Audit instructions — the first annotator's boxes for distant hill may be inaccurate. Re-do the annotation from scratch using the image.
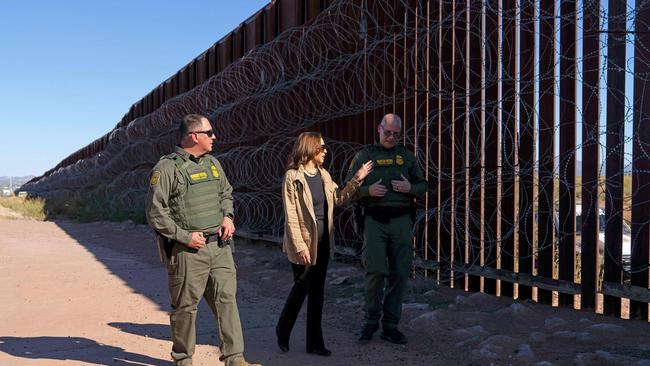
[520,160,635,177]
[0,176,35,190]
[555,160,632,176]
[573,161,633,176]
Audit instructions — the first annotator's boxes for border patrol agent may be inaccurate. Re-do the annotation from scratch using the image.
[346,113,427,345]
[146,114,261,366]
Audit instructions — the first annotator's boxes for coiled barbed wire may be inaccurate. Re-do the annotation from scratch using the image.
[21,0,650,285]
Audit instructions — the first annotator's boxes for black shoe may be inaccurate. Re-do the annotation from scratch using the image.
[276,325,289,353]
[307,346,331,356]
[357,323,379,343]
[380,328,408,344]
[277,339,289,353]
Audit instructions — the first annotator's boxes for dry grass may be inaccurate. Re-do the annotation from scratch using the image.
[38,187,147,224]
[0,196,47,221]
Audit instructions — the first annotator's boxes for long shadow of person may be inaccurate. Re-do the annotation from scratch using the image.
[0,336,168,365]
[108,321,217,345]
[108,322,170,342]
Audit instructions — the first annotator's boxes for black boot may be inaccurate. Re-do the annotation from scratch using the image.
[380,328,408,344]
[357,323,379,343]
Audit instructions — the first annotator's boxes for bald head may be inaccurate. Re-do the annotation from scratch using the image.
[378,113,402,149]
[381,113,402,129]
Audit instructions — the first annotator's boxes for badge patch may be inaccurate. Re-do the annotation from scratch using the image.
[211,164,219,177]
[150,171,161,186]
[190,172,208,181]
[396,155,404,165]
[376,158,394,165]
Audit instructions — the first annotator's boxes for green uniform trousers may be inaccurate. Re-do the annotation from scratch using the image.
[362,213,412,329]
[167,242,244,365]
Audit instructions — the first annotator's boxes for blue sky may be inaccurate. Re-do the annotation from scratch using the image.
[0,1,640,178]
[0,0,268,177]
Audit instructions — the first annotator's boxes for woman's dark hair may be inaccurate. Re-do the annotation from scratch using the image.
[287,132,323,170]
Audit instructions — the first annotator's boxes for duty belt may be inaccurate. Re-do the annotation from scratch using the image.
[365,206,412,222]
[205,233,228,247]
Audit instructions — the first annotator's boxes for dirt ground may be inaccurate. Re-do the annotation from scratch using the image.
[2,212,650,366]
[0,205,24,220]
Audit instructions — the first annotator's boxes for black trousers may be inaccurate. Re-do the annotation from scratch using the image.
[276,236,330,349]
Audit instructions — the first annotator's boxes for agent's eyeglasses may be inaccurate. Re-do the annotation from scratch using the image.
[190,130,214,137]
[381,127,401,138]
[317,144,327,152]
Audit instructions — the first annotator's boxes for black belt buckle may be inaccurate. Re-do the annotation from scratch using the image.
[206,233,228,248]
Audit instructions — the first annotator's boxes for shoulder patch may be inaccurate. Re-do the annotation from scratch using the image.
[150,171,161,186]
[211,164,219,177]
[396,154,404,165]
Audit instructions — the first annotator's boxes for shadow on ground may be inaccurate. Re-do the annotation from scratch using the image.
[107,322,218,345]
[0,336,168,365]
[50,220,232,345]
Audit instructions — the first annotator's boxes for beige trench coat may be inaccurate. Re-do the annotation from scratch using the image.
[282,165,361,265]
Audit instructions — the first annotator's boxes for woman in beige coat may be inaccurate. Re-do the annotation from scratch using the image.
[276,131,372,356]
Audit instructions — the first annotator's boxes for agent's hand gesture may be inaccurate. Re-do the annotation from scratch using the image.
[353,160,374,182]
[391,174,411,194]
[369,178,388,197]
[187,232,206,249]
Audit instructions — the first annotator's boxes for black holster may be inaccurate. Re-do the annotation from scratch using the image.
[155,231,175,263]
[206,233,234,250]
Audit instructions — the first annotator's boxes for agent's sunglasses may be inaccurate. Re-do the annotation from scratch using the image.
[317,144,327,153]
[190,129,214,137]
[381,128,401,138]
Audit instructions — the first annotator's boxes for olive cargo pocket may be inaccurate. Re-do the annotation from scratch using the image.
[166,245,186,309]
[166,244,184,276]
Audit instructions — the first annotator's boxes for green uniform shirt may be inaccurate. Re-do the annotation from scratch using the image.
[146,146,234,245]
[346,144,427,207]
